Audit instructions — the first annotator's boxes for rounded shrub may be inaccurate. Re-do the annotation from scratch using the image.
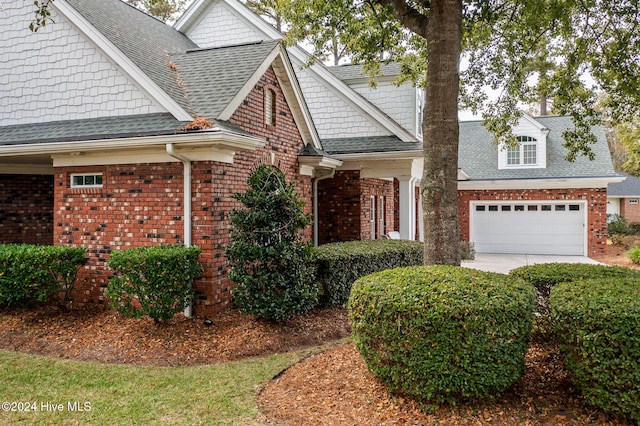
[106,245,202,324]
[551,278,640,423]
[348,265,536,405]
[510,263,640,315]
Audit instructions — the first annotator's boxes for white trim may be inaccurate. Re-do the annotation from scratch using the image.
[70,173,103,188]
[469,199,588,255]
[0,131,265,157]
[458,177,624,191]
[53,146,237,167]
[54,0,193,122]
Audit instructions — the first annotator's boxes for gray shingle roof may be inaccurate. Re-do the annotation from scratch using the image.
[0,113,188,145]
[171,41,281,119]
[0,0,274,146]
[322,136,422,155]
[459,116,617,180]
[608,172,640,197]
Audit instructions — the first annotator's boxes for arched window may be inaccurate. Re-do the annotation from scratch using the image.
[264,88,276,126]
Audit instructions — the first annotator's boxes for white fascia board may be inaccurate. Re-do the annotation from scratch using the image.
[298,156,343,169]
[0,131,265,157]
[173,0,209,32]
[54,0,193,122]
[217,44,279,120]
[333,150,422,162]
[271,48,322,149]
[520,111,549,132]
[458,176,625,191]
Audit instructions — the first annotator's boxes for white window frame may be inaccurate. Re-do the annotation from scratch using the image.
[506,136,537,166]
[70,173,103,188]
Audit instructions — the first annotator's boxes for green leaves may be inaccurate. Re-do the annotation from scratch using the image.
[225,165,318,321]
[348,265,536,405]
[0,244,87,307]
[105,245,202,324]
[551,278,640,422]
[315,240,424,306]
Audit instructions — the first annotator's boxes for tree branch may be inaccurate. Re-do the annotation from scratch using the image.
[370,0,429,38]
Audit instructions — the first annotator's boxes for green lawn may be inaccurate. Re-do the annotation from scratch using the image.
[0,349,304,425]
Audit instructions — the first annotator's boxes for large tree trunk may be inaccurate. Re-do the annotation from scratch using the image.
[421,0,462,265]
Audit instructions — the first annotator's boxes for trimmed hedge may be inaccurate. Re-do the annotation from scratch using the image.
[551,279,640,423]
[105,245,202,324]
[509,263,640,315]
[349,265,536,405]
[315,240,423,306]
[0,244,87,307]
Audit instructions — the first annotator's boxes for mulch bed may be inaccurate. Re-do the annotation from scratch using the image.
[0,305,351,366]
[0,245,634,424]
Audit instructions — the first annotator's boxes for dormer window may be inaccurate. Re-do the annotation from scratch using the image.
[498,114,548,170]
[507,136,538,166]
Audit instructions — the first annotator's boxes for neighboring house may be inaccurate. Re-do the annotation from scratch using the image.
[457,115,620,256]
[0,0,622,315]
[608,173,640,222]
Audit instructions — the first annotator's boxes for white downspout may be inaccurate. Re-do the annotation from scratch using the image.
[166,143,193,317]
[313,169,335,247]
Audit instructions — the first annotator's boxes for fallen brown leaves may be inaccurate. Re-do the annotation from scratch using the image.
[259,341,628,425]
[0,305,350,366]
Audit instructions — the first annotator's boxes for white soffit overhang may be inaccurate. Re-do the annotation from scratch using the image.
[55,0,193,122]
[1,131,265,167]
[458,176,625,191]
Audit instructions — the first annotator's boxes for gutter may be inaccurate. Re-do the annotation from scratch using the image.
[166,143,193,317]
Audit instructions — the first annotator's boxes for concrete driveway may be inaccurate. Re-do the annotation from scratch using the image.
[461,253,601,274]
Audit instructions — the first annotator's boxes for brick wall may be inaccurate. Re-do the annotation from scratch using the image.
[0,174,54,245]
[458,187,608,256]
[620,198,640,223]
[54,67,312,316]
[317,171,394,244]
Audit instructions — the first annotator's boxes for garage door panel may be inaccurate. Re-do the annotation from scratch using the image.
[471,202,585,255]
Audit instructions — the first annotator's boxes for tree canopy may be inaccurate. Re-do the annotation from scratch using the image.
[283,0,640,264]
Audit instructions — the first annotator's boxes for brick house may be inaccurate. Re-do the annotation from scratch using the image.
[607,173,640,223]
[0,0,622,315]
[0,0,339,315]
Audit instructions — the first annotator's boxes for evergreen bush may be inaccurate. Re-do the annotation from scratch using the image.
[349,265,536,405]
[0,244,87,307]
[551,278,640,423]
[225,165,317,321]
[315,239,423,306]
[106,245,201,324]
[510,263,640,315]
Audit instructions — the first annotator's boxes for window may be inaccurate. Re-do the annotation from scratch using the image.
[506,136,538,166]
[71,173,103,188]
[265,88,276,126]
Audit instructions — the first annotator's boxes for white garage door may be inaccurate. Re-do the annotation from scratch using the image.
[470,201,586,255]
